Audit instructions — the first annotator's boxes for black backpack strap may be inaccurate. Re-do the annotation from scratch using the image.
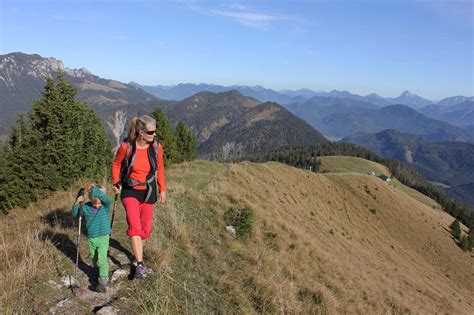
[120,141,134,184]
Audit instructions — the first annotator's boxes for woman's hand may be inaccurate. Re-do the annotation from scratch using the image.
[112,183,122,195]
[76,196,84,204]
[159,191,166,204]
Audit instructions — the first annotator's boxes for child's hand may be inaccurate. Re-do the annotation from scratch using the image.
[87,184,95,193]
[76,196,84,204]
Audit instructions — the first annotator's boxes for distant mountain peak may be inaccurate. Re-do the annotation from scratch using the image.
[0,52,159,136]
[0,52,65,89]
[391,90,433,108]
[436,96,474,107]
[330,89,350,94]
[400,90,415,97]
[65,67,90,78]
[0,52,96,84]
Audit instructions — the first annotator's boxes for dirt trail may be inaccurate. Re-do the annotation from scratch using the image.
[47,246,131,314]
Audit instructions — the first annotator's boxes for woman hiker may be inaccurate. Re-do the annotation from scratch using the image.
[112,114,166,279]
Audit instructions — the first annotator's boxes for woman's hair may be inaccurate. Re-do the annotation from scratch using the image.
[127,115,156,142]
[89,184,106,205]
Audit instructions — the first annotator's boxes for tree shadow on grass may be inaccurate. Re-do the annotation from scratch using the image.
[41,207,75,229]
[39,228,96,288]
[41,207,135,279]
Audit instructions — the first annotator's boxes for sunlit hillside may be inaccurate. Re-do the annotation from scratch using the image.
[1,158,472,314]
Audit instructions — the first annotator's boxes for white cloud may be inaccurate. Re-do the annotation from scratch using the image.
[222,3,248,10]
[180,0,291,30]
[210,9,287,29]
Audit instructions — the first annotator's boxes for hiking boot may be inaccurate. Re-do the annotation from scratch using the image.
[134,264,147,279]
[129,261,138,279]
[143,265,154,275]
[96,278,108,293]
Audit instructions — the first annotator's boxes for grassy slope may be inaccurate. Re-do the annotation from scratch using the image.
[0,158,473,314]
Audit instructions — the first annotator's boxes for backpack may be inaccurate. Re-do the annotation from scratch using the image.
[120,140,161,203]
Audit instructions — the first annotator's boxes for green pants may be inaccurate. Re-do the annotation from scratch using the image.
[87,235,109,279]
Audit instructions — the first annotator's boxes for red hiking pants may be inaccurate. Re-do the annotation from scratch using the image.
[122,197,154,240]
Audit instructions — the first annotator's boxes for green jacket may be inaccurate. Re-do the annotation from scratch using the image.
[72,186,111,238]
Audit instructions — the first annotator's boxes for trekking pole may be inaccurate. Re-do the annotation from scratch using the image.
[108,194,119,258]
[72,188,85,294]
[110,194,119,233]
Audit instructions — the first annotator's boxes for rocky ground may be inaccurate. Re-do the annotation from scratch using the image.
[48,248,132,314]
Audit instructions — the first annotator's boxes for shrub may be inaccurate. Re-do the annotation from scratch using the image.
[450,219,461,241]
[468,228,473,251]
[224,203,253,239]
[460,236,469,251]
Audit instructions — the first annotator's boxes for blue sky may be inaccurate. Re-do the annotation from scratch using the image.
[1,0,472,100]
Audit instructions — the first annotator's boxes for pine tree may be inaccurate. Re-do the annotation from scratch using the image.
[2,114,44,208]
[0,144,9,214]
[150,108,177,167]
[175,121,197,162]
[0,73,111,214]
[450,219,462,241]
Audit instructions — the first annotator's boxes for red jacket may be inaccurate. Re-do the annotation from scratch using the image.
[112,142,166,193]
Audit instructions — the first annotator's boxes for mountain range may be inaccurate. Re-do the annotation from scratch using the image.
[132,81,473,137]
[134,82,432,109]
[418,100,474,127]
[132,82,454,108]
[0,52,157,135]
[286,96,473,142]
[0,52,474,163]
[129,82,305,105]
[342,129,474,208]
[162,91,328,159]
[2,52,472,138]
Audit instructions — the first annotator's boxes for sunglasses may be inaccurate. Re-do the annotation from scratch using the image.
[144,129,156,135]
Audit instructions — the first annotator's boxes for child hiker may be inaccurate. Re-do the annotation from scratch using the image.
[72,183,111,293]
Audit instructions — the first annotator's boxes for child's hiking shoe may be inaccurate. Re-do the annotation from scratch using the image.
[96,278,108,293]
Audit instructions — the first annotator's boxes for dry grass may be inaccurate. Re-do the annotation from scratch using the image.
[0,179,94,313]
[218,160,473,314]
[319,156,389,175]
[1,158,473,314]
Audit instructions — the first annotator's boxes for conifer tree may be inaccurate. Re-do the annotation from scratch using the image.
[175,121,197,162]
[2,114,44,207]
[0,144,9,214]
[150,108,177,166]
[0,74,111,214]
[450,219,462,241]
